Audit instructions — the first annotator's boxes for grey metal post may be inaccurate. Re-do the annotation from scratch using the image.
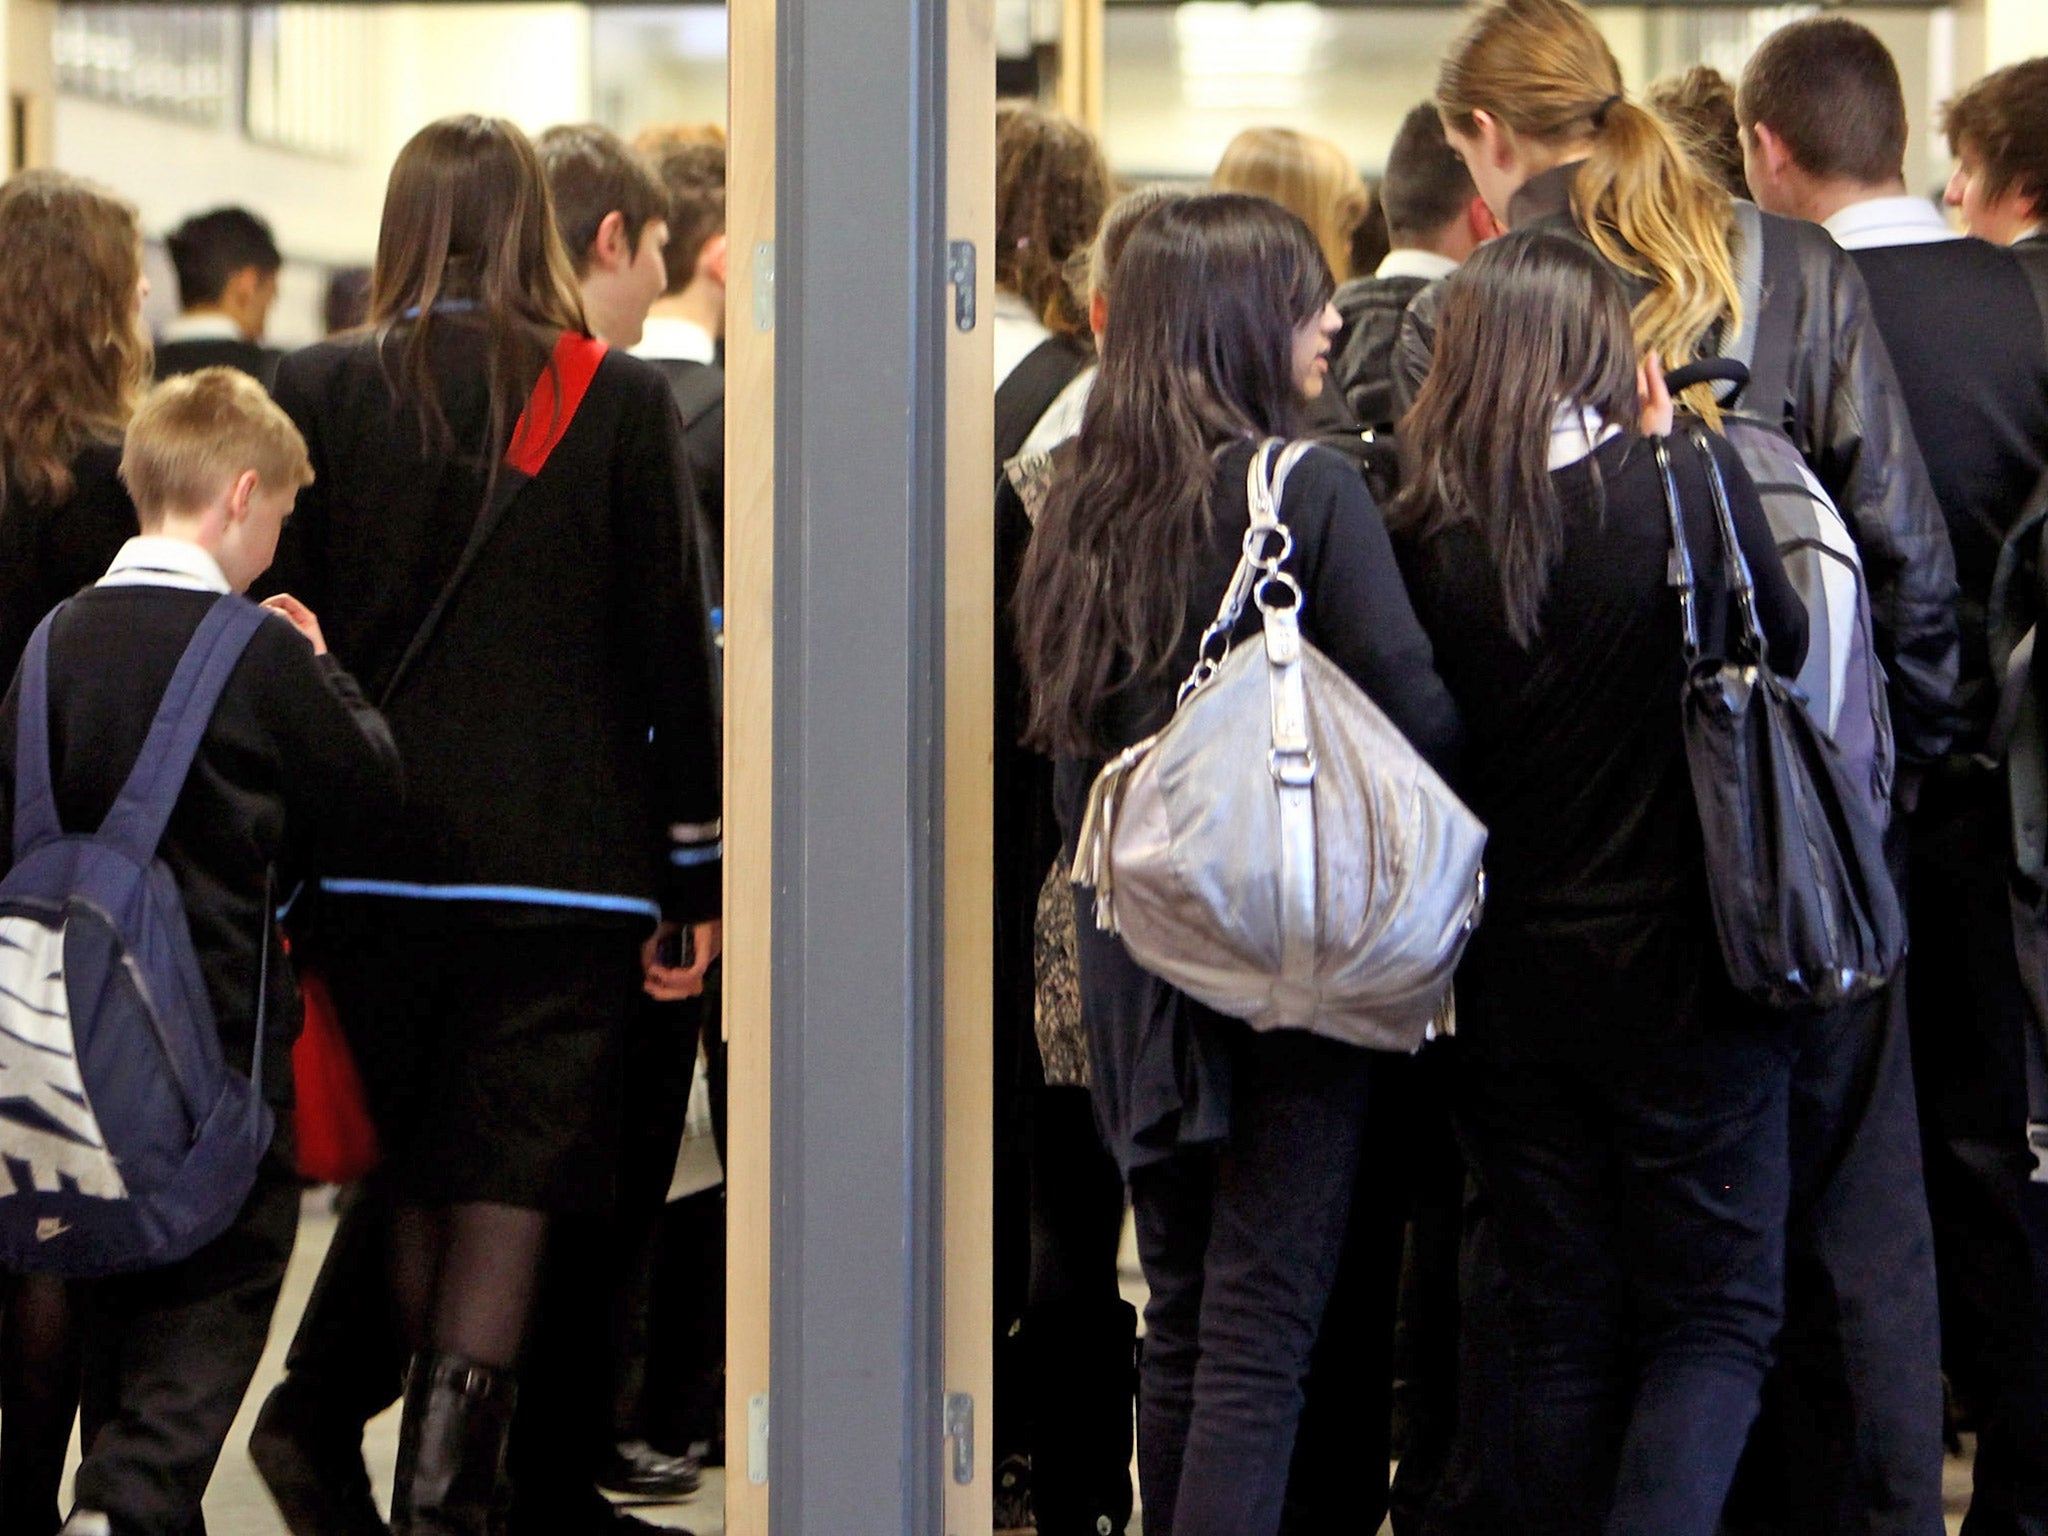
[770,0,951,1525]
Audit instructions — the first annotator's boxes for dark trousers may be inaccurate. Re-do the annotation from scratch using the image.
[72,1147,299,1536]
[509,983,718,1532]
[1723,977,1946,1535]
[1447,991,1793,1536]
[1025,1085,1136,1536]
[1282,1038,1464,1536]
[1128,1027,1374,1536]
[1910,771,2048,1536]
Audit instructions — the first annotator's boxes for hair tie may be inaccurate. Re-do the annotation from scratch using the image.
[1591,92,1624,129]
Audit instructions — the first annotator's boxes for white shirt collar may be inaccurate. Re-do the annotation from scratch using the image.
[1375,249,1460,283]
[160,313,249,344]
[993,291,1054,391]
[1823,195,1961,252]
[632,316,718,366]
[1549,405,1621,471]
[98,536,232,594]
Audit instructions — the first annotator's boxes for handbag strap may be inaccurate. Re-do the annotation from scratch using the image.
[1692,428,1771,663]
[1176,438,1315,705]
[1655,437,1702,661]
[1656,431,1769,665]
[1248,442,1320,989]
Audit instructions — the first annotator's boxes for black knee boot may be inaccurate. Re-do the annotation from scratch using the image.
[391,1352,519,1536]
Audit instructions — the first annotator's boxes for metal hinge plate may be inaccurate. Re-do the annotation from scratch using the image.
[748,1391,770,1485]
[752,241,776,334]
[943,1391,974,1484]
[946,240,977,332]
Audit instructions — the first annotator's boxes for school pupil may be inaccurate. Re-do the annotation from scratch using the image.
[633,128,730,584]
[1393,229,1807,1536]
[1331,101,1500,434]
[534,124,671,352]
[1944,57,2048,245]
[0,366,400,1536]
[1740,20,2048,1530]
[1400,5,1958,1524]
[156,206,287,389]
[254,114,722,1536]
[0,173,152,689]
[1014,191,1459,1536]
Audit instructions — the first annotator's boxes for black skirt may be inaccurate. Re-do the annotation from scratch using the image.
[318,917,645,1214]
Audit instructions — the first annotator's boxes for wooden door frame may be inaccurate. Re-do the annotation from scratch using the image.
[724,0,993,1526]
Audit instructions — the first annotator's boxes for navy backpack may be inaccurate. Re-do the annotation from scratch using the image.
[0,594,274,1277]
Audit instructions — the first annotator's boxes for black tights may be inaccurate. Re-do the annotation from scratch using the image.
[1,1275,79,1536]
[391,1202,550,1369]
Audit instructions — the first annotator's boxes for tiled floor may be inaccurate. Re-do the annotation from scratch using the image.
[60,1193,1980,1535]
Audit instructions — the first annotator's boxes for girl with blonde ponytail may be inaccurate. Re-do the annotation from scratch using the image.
[1432,0,1740,415]
[1397,3,1961,1534]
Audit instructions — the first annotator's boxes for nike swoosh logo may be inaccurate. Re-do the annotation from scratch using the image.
[35,1218,70,1241]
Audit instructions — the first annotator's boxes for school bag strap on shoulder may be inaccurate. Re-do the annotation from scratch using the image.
[1072,438,1487,1052]
[378,329,608,709]
[0,594,275,1277]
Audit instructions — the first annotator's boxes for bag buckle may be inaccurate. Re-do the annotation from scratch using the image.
[1269,745,1317,787]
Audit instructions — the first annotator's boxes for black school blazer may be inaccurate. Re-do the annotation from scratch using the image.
[268,320,722,926]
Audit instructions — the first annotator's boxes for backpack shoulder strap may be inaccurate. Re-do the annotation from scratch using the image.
[378,330,608,708]
[1746,208,1803,434]
[1722,201,1767,380]
[11,609,67,863]
[996,334,1092,466]
[96,596,269,866]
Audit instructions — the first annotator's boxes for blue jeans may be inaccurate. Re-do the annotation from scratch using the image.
[1128,1027,1373,1536]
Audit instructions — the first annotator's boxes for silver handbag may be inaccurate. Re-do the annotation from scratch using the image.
[1072,440,1487,1051]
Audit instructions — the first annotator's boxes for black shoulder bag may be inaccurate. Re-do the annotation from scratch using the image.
[1659,429,1906,1011]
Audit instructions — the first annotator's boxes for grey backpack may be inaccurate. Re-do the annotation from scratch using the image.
[1713,201,1896,826]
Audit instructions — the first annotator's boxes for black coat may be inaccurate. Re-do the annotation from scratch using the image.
[644,355,726,582]
[1397,167,1960,769]
[267,321,722,926]
[1851,237,2048,752]
[154,336,284,391]
[0,444,138,686]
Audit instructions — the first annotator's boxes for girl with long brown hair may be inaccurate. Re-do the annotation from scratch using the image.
[1394,229,1806,1535]
[0,171,151,680]
[0,168,149,1536]
[1397,4,1955,1524]
[1014,192,1457,1536]
[257,116,722,1536]
[994,102,1112,466]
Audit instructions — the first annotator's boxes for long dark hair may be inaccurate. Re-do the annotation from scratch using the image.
[368,116,587,469]
[1015,193,1333,755]
[1393,230,1640,645]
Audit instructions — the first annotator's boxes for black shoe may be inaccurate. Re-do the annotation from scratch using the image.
[391,1352,519,1536]
[249,1379,391,1536]
[597,1441,704,1500]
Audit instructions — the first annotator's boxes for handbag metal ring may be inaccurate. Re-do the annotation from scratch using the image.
[1254,570,1304,615]
[1243,523,1293,568]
